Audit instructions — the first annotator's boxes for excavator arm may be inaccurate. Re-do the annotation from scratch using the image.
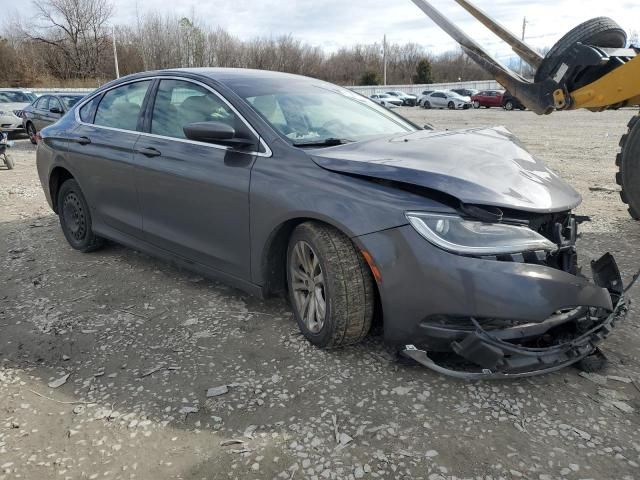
[410,0,640,114]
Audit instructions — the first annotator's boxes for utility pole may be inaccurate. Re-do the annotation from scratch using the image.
[383,34,387,86]
[519,17,527,76]
[112,26,120,79]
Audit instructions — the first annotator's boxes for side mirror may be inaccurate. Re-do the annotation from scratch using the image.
[183,121,256,148]
[50,107,63,114]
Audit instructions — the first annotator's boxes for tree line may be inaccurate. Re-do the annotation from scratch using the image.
[0,0,495,87]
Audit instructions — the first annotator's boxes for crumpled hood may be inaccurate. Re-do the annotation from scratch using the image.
[0,102,30,113]
[310,126,581,213]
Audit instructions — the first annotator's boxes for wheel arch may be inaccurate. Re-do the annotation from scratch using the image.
[49,166,75,214]
[259,216,379,297]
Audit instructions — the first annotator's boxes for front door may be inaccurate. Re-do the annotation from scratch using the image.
[133,78,257,280]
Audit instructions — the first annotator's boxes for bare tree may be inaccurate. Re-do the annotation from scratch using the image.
[26,0,113,78]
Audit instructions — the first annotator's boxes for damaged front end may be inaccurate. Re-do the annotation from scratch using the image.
[401,208,628,378]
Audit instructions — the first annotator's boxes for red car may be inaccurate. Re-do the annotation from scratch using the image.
[471,90,504,109]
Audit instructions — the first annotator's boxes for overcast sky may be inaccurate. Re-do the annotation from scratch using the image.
[5,0,640,60]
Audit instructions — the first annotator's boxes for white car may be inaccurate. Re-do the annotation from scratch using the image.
[385,90,418,106]
[417,90,434,107]
[0,89,38,132]
[369,94,402,108]
[421,90,472,110]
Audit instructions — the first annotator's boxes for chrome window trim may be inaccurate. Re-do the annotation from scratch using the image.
[74,75,273,158]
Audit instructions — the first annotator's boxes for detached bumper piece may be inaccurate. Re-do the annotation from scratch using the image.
[402,253,628,379]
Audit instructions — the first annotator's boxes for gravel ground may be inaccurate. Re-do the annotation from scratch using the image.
[1,108,639,480]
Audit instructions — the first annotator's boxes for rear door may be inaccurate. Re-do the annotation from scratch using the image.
[67,80,153,238]
[431,92,445,108]
[33,96,49,131]
[133,78,258,279]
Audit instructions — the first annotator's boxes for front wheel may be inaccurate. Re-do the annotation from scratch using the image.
[424,101,432,109]
[447,101,455,110]
[287,222,375,348]
[473,100,480,109]
[616,114,640,220]
[504,101,514,111]
[57,179,104,252]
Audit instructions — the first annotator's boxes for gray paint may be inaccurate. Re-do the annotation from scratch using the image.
[35,68,617,356]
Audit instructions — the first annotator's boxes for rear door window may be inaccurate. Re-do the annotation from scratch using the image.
[150,79,236,139]
[94,81,152,131]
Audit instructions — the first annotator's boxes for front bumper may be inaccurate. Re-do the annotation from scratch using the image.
[0,115,24,131]
[357,225,627,378]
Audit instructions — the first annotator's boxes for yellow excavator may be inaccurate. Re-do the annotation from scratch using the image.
[411,0,640,219]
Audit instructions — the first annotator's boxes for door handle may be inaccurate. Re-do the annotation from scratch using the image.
[136,147,161,157]
[74,136,91,145]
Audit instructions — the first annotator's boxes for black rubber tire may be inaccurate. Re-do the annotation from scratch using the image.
[616,113,640,220]
[286,222,375,348]
[535,17,627,83]
[473,100,480,109]
[26,122,37,145]
[504,100,514,111]
[447,101,455,110]
[57,179,104,252]
[424,101,431,109]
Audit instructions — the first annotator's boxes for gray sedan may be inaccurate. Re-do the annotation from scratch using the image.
[22,94,84,144]
[35,69,626,378]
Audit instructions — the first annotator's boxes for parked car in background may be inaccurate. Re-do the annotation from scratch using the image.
[35,68,626,378]
[22,93,85,144]
[385,91,417,106]
[370,93,402,107]
[421,90,472,110]
[417,90,434,107]
[502,91,526,111]
[0,88,38,133]
[471,90,504,109]
[451,88,478,98]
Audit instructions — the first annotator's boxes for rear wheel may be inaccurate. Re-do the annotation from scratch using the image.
[286,222,375,348]
[504,100,514,111]
[424,101,431,109]
[26,122,37,145]
[616,113,640,220]
[535,17,627,83]
[57,179,104,252]
[447,101,455,110]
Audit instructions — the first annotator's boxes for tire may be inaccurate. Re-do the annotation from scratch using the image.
[2,153,14,170]
[504,100,514,111]
[473,100,480,109]
[26,122,37,145]
[535,17,627,83]
[57,179,104,252]
[424,101,431,109]
[286,222,375,348]
[447,101,455,110]
[616,113,640,220]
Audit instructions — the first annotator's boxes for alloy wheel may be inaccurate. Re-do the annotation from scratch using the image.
[290,241,326,334]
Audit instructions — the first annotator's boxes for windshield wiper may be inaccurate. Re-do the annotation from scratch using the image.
[293,138,355,148]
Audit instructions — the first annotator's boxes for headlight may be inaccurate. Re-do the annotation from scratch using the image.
[405,212,557,255]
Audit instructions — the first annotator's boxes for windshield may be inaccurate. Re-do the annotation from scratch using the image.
[244,85,415,144]
[0,91,36,103]
[59,95,83,110]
